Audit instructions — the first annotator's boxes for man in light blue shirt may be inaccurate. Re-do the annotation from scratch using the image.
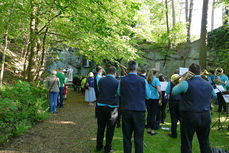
[96,67,119,153]
[172,63,216,153]
[117,61,150,153]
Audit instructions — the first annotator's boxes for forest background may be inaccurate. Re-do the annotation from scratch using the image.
[0,0,229,146]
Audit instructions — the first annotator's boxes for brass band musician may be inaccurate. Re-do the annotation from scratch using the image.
[214,68,228,113]
[172,63,217,153]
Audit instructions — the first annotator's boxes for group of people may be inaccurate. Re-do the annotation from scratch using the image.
[46,69,66,113]
[91,61,228,153]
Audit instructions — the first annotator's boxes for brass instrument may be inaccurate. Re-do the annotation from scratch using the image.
[213,68,223,84]
[172,71,195,85]
[200,69,209,76]
[200,69,209,81]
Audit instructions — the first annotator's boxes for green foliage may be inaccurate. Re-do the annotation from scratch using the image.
[0,0,188,71]
[0,80,49,144]
[208,25,229,72]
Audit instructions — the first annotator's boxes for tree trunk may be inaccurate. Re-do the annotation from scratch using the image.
[33,4,42,81]
[211,0,215,30]
[199,0,209,69]
[23,39,30,80]
[35,27,49,82]
[185,0,189,24]
[26,0,37,82]
[172,0,176,26]
[187,0,193,43]
[0,0,17,87]
[163,0,171,67]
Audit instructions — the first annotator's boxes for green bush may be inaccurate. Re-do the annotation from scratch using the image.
[0,80,49,144]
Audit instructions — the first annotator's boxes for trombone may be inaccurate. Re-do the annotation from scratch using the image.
[173,69,209,85]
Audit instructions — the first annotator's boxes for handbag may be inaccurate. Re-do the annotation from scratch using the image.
[84,82,89,90]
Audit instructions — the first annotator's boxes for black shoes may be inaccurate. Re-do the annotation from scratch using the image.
[96,147,102,152]
[147,131,157,136]
[168,134,177,138]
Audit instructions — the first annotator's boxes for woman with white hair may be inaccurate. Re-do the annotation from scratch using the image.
[46,70,60,113]
[85,72,96,106]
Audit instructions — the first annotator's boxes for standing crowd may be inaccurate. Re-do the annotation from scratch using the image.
[46,61,229,153]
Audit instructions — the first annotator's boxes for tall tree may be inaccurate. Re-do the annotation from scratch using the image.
[187,0,194,43]
[0,0,17,87]
[200,0,209,69]
[163,0,171,67]
[172,0,176,26]
[26,0,37,82]
[211,0,215,30]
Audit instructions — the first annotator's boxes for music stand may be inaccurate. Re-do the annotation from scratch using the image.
[211,91,229,130]
[221,92,229,130]
[211,86,226,130]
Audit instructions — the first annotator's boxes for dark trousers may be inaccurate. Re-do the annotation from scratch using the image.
[146,99,160,130]
[58,87,64,107]
[122,110,145,153]
[169,100,180,137]
[95,101,98,118]
[159,102,167,123]
[96,106,116,152]
[117,107,121,127]
[217,92,226,112]
[180,111,211,153]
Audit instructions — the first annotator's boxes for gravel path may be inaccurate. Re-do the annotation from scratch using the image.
[0,89,97,153]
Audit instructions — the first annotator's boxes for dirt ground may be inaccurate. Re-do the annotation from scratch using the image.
[0,89,97,153]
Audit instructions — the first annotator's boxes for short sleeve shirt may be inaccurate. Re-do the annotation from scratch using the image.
[219,74,228,89]
[148,76,160,99]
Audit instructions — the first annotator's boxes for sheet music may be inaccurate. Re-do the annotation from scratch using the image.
[216,85,225,92]
[160,82,168,91]
[214,89,220,93]
[179,67,189,75]
[222,94,229,103]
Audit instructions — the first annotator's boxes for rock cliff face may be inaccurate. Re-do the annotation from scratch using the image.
[46,46,95,77]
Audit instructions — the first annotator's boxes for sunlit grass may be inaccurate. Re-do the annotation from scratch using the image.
[93,103,229,153]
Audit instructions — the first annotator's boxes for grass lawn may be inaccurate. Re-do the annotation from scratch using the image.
[94,103,229,153]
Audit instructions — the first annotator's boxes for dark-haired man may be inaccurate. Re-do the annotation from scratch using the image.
[172,63,217,153]
[96,67,119,153]
[140,69,147,79]
[118,61,150,153]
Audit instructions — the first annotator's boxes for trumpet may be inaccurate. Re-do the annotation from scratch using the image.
[172,71,195,85]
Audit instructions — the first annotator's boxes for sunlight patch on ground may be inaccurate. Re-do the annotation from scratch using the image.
[0,151,26,153]
[112,136,123,140]
[90,137,96,141]
[45,120,76,125]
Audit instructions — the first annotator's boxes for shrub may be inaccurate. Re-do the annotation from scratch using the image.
[0,80,49,144]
